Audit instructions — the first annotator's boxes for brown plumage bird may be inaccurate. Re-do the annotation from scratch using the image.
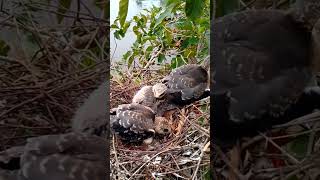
[132,83,168,113]
[110,103,171,144]
[212,0,320,145]
[0,133,106,180]
[161,59,210,106]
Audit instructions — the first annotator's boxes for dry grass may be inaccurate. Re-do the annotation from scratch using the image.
[110,67,211,179]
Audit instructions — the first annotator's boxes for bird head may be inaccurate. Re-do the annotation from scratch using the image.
[152,83,168,99]
[154,117,172,135]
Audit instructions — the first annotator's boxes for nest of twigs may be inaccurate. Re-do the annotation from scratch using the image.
[0,56,108,150]
[0,25,108,151]
[110,67,211,179]
[212,111,320,180]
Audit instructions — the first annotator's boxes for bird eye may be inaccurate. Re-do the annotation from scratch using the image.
[163,128,169,133]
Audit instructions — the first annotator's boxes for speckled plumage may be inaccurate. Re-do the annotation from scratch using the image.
[212,0,320,145]
[162,63,209,104]
[132,83,167,112]
[0,133,106,180]
[110,103,170,144]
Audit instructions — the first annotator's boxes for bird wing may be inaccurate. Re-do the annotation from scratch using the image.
[116,110,154,133]
[212,10,312,120]
[18,133,106,180]
[213,10,311,90]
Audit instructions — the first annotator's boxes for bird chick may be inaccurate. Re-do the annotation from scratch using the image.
[110,103,171,145]
[162,64,210,105]
[132,83,167,112]
[0,133,106,180]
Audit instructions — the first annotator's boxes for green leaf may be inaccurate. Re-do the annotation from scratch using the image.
[175,18,193,30]
[146,46,153,52]
[286,135,309,160]
[157,54,166,63]
[0,40,10,56]
[81,57,95,67]
[122,50,132,60]
[171,56,185,69]
[110,24,119,29]
[57,0,72,23]
[185,0,204,21]
[155,2,177,28]
[118,0,129,27]
[216,0,239,17]
[181,36,199,49]
[127,54,135,68]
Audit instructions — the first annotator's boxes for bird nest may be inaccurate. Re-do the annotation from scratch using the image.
[110,68,211,179]
[212,111,320,180]
[0,51,108,151]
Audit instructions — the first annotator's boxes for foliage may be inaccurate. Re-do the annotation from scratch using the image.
[0,40,10,56]
[111,0,210,69]
[215,0,239,17]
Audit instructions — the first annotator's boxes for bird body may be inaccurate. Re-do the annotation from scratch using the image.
[71,81,108,136]
[110,103,170,144]
[132,83,167,112]
[212,0,320,144]
[0,133,106,180]
[162,64,209,105]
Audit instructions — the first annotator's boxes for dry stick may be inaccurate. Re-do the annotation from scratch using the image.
[273,111,320,128]
[306,122,319,157]
[191,138,209,180]
[271,127,320,140]
[112,135,120,170]
[0,93,44,118]
[259,132,300,164]
[283,163,314,180]
[0,68,105,118]
[128,148,174,180]
[136,43,164,77]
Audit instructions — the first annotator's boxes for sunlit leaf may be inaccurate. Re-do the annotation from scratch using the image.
[122,50,132,60]
[57,0,72,23]
[128,54,135,68]
[155,2,177,28]
[118,0,129,27]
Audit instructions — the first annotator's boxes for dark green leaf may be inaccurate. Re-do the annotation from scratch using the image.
[128,54,135,68]
[185,0,204,21]
[0,39,10,56]
[181,36,199,49]
[157,54,166,63]
[286,135,309,160]
[57,0,72,23]
[216,0,239,17]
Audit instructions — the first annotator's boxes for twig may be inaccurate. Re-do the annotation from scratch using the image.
[259,132,300,164]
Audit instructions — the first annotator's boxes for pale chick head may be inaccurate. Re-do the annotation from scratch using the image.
[154,116,172,135]
[152,83,168,98]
